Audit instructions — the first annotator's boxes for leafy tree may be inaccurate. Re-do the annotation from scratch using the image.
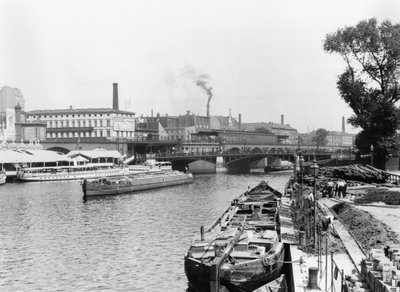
[312,128,328,148]
[324,18,400,168]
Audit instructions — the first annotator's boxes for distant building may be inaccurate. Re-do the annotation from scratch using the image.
[241,115,298,145]
[0,86,46,141]
[210,110,241,131]
[27,107,136,141]
[26,83,136,141]
[157,111,210,142]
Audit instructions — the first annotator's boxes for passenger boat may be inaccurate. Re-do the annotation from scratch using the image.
[82,170,193,197]
[17,163,126,182]
[126,160,172,174]
[184,181,284,292]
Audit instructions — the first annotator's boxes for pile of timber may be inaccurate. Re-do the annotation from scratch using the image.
[318,164,389,184]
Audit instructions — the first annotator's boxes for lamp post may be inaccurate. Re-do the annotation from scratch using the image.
[370,144,374,166]
[299,155,305,191]
[310,160,319,257]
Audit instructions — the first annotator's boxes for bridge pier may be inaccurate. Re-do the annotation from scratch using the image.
[216,156,227,173]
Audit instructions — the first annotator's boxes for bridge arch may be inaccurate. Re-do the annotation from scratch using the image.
[226,147,242,154]
[251,147,263,154]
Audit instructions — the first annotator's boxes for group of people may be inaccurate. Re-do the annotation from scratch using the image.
[324,179,347,198]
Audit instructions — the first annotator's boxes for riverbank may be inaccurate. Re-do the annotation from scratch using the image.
[331,202,399,252]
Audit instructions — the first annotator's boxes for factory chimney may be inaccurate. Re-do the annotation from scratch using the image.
[238,114,242,130]
[342,116,345,133]
[281,115,284,125]
[113,83,119,110]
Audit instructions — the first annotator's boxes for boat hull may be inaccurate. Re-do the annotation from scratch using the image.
[83,172,193,196]
[185,244,285,292]
[18,169,125,182]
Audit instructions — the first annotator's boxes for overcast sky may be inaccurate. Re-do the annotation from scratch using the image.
[2,0,400,133]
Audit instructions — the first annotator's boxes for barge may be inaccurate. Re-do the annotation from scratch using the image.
[184,181,284,292]
[82,170,193,197]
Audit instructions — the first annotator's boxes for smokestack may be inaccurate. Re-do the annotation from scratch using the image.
[238,113,242,130]
[113,83,119,110]
[342,116,345,133]
[281,115,284,125]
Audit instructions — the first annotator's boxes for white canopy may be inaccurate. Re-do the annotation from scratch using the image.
[67,148,123,160]
[0,149,72,164]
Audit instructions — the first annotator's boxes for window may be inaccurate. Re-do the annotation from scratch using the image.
[88,120,92,127]
[77,120,81,127]
[107,131,110,137]
[72,121,75,127]
[82,120,86,127]
[100,120,103,127]
[100,131,103,137]
[106,120,110,127]
[94,120,97,127]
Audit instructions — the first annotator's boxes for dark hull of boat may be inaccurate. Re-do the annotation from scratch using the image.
[185,244,285,292]
[83,172,193,196]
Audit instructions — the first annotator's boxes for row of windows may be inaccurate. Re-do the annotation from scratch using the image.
[46,131,135,139]
[47,119,113,128]
[31,113,134,119]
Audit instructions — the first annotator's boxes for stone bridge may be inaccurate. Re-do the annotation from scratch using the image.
[151,151,332,173]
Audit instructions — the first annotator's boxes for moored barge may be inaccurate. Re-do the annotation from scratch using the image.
[82,170,193,197]
[184,181,284,292]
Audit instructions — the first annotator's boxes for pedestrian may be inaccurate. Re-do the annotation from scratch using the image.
[342,180,347,198]
[334,181,338,197]
[337,180,345,198]
[327,181,334,198]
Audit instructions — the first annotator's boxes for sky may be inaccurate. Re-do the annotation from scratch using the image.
[2,0,400,134]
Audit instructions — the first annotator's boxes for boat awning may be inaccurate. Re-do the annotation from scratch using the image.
[73,155,89,162]
[67,148,123,160]
[0,149,72,163]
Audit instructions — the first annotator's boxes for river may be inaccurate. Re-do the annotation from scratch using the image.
[0,171,291,292]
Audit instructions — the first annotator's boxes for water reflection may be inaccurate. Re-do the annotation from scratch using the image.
[0,172,291,291]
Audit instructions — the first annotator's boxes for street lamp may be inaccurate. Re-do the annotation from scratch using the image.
[299,155,305,190]
[310,160,319,257]
[370,144,374,166]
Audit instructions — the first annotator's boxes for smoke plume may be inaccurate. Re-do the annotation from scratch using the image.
[180,64,214,116]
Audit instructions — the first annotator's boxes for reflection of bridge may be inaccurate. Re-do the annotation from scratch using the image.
[150,150,333,173]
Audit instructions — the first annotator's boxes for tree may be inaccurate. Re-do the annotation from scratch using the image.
[312,128,328,148]
[324,18,400,168]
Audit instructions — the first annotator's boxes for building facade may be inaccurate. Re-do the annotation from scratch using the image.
[26,108,136,141]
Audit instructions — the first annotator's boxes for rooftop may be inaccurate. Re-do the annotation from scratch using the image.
[27,108,135,116]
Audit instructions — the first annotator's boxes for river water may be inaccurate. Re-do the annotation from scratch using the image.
[0,171,291,292]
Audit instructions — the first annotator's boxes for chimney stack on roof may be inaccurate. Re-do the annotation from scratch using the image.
[342,116,345,133]
[113,83,119,110]
[281,115,284,125]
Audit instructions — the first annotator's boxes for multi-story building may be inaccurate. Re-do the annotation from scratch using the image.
[26,83,136,141]
[157,111,210,142]
[0,86,46,142]
[241,115,298,145]
[27,107,135,140]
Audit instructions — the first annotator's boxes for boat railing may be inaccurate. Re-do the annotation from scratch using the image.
[20,167,123,178]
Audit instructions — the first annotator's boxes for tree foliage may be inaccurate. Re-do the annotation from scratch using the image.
[312,128,328,148]
[324,18,400,167]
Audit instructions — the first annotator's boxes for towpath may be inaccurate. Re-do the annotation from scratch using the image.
[318,198,367,274]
